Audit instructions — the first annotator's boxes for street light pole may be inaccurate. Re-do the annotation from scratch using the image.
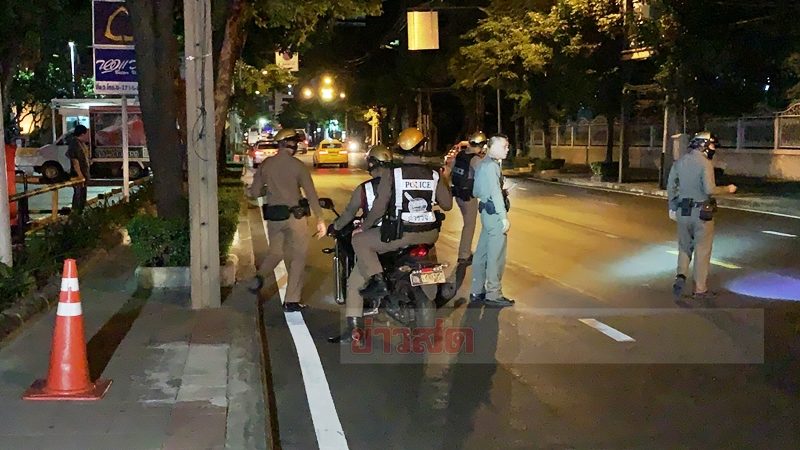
[68,41,77,98]
[496,87,502,134]
[0,88,13,266]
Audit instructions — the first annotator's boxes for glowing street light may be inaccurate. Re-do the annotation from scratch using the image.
[255,90,261,95]
[261,69,268,75]
[323,75,333,85]
[302,87,314,99]
[320,87,335,101]
[339,92,346,99]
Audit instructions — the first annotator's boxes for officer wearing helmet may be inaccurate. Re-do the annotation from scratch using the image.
[667,131,737,301]
[328,145,394,343]
[446,131,486,265]
[247,127,328,312]
[352,128,454,317]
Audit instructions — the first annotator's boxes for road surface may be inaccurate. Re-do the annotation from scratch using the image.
[246,152,800,449]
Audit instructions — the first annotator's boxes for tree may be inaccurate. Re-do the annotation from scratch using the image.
[127,0,185,219]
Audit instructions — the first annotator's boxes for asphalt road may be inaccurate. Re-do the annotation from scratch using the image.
[247,152,800,449]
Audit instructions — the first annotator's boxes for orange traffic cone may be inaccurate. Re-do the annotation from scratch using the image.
[23,259,112,401]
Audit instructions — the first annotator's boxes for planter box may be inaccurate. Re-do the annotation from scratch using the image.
[135,255,239,289]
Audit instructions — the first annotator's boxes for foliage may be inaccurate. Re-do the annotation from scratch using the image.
[126,185,242,267]
[590,160,618,180]
[0,184,153,310]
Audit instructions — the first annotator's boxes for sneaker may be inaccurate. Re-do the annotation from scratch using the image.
[283,302,308,312]
[672,275,686,299]
[484,296,515,307]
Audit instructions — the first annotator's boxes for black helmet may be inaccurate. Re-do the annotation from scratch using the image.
[366,144,392,171]
[689,131,719,159]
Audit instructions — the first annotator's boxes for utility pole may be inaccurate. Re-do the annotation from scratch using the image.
[184,0,221,309]
[496,87,502,134]
[0,88,12,266]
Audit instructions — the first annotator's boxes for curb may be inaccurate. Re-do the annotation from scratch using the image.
[518,173,800,219]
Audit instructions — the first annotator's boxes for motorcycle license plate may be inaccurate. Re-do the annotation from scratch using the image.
[410,266,446,286]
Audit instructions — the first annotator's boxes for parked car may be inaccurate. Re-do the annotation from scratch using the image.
[248,140,279,168]
[14,133,72,181]
[312,139,348,168]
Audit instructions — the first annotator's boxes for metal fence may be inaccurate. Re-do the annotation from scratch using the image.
[531,102,800,152]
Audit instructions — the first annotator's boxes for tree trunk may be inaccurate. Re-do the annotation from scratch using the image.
[128,0,185,219]
[214,0,248,170]
[543,126,553,160]
[605,115,615,163]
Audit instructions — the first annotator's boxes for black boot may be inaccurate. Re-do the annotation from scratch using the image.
[359,274,389,300]
[328,317,364,344]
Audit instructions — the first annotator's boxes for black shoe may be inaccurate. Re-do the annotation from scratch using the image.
[359,274,389,300]
[247,275,265,294]
[484,296,515,307]
[457,255,473,266]
[283,302,308,312]
[672,275,686,299]
[383,298,409,324]
[469,293,486,304]
[328,317,364,344]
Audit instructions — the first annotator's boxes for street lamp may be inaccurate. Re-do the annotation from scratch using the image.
[323,75,333,85]
[68,41,77,97]
[339,92,346,99]
[302,87,313,99]
[320,87,335,102]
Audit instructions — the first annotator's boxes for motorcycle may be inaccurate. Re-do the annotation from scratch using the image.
[319,197,456,326]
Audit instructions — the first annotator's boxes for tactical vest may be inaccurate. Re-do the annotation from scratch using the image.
[451,151,478,200]
[392,165,439,226]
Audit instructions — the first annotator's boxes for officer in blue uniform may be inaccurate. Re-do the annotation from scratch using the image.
[470,135,515,307]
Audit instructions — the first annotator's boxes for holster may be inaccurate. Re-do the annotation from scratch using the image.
[679,198,694,217]
[478,199,497,215]
[699,198,717,221]
[290,198,311,219]
[380,215,403,243]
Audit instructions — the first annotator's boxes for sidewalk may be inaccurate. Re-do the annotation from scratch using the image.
[507,168,800,217]
[0,214,267,448]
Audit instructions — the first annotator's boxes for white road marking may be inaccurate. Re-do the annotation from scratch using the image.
[579,319,636,342]
[605,233,620,239]
[665,250,742,269]
[554,194,567,198]
[762,230,797,238]
[258,199,349,450]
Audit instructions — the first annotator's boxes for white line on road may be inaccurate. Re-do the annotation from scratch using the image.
[554,193,568,198]
[665,250,742,269]
[258,199,349,450]
[579,319,636,342]
[762,230,797,238]
[605,233,620,239]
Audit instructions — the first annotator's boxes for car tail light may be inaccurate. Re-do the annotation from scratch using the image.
[409,246,428,258]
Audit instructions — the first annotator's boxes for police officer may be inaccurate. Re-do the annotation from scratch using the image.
[470,135,515,307]
[328,145,393,343]
[667,131,737,301]
[353,128,454,311]
[247,128,327,312]
[447,132,486,265]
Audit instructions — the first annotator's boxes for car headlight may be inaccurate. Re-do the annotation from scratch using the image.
[348,142,360,151]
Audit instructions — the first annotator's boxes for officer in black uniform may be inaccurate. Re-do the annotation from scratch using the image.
[328,145,394,343]
[352,128,454,306]
[447,131,486,265]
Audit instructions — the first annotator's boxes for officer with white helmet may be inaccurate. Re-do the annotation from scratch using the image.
[352,128,454,313]
[667,131,737,301]
[328,145,394,343]
[447,131,486,265]
[247,128,327,312]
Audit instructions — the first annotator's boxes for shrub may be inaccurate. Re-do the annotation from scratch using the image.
[127,186,242,267]
[590,161,619,181]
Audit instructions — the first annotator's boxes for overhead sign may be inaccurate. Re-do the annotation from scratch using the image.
[275,52,299,72]
[93,0,138,95]
[407,11,439,51]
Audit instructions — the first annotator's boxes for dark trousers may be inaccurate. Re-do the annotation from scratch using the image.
[72,185,87,213]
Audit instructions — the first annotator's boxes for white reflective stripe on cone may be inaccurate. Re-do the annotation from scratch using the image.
[57,302,83,317]
[61,278,79,292]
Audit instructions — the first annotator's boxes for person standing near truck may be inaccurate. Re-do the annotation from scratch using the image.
[66,125,91,213]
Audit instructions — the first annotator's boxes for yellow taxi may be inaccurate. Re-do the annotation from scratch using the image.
[312,139,349,168]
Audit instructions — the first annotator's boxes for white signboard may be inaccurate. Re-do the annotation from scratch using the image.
[275,52,299,72]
